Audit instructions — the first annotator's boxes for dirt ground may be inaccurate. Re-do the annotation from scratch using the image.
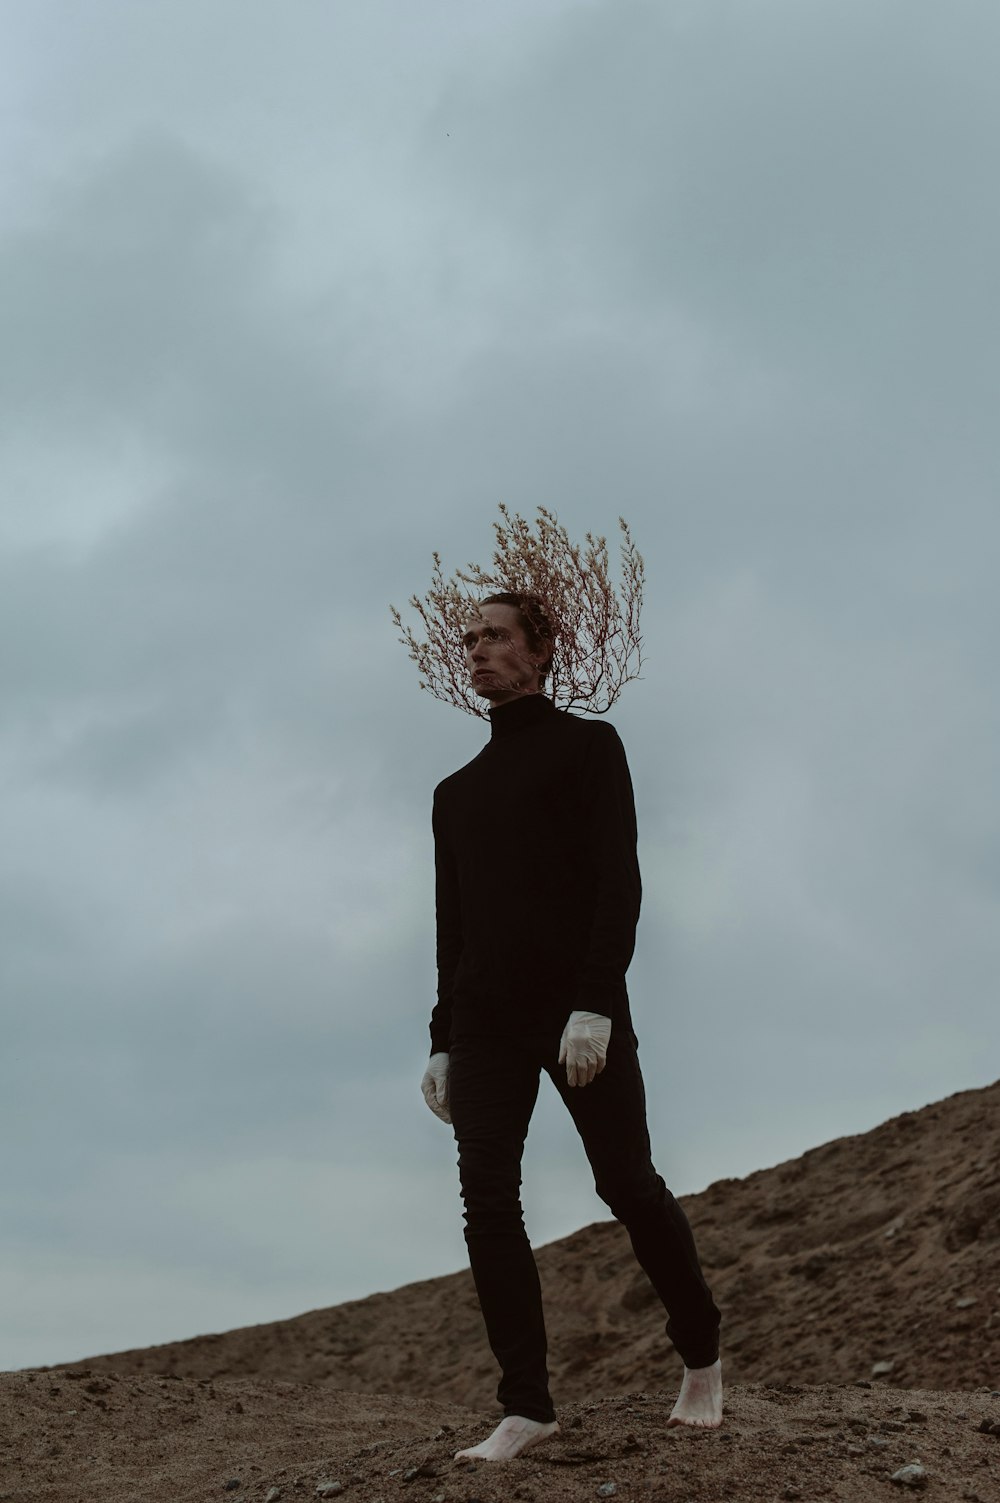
[3,1370,999,1503]
[5,1078,999,1502]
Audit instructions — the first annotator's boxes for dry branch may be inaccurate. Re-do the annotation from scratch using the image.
[389,504,645,718]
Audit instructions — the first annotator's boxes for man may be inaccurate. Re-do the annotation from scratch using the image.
[420,596,722,1462]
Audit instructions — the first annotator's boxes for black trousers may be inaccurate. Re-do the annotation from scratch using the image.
[448,1020,722,1424]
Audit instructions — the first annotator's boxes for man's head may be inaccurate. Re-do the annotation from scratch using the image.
[461,593,555,706]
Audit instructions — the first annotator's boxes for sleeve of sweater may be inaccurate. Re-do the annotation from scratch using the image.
[572,723,642,1024]
[428,786,463,1055]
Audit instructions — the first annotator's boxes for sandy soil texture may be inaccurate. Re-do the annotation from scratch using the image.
[5,1078,999,1501]
[3,1372,999,1503]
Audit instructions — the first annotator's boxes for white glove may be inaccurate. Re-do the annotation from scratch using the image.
[421,1051,452,1124]
[558,1011,612,1088]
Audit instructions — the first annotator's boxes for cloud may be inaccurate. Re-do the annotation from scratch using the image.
[2,0,998,1373]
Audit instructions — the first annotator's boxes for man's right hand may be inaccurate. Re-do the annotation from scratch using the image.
[421,1051,452,1124]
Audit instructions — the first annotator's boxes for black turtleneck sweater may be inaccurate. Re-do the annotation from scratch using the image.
[429,692,642,1055]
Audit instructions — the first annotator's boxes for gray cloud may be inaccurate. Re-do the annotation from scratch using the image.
[2,0,998,1372]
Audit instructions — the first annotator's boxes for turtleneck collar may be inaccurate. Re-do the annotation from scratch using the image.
[487,692,557,740]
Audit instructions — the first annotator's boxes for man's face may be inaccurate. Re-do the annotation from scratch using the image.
[461,603,540,705]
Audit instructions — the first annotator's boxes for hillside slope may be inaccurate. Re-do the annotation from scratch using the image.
[39,1078,1000,1409]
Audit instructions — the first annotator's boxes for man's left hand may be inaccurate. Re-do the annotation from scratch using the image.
[558,1011,612,1087]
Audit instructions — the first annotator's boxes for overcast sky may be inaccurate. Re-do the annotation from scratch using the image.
[2,0,998,1375]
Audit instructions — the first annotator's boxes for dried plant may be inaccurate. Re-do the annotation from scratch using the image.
[389,504,646,718]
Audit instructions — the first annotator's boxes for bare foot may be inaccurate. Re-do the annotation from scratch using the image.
[454,1414,560,1461]
[666,1357,723,1429]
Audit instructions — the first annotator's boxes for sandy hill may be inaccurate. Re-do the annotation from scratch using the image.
[41,1077,1000,1403]
[6,1077,999,1503]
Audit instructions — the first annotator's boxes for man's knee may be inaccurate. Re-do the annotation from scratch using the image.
[594,1166,666,1223]
[458,1144,526,1230]
[460,1189,527,1238]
